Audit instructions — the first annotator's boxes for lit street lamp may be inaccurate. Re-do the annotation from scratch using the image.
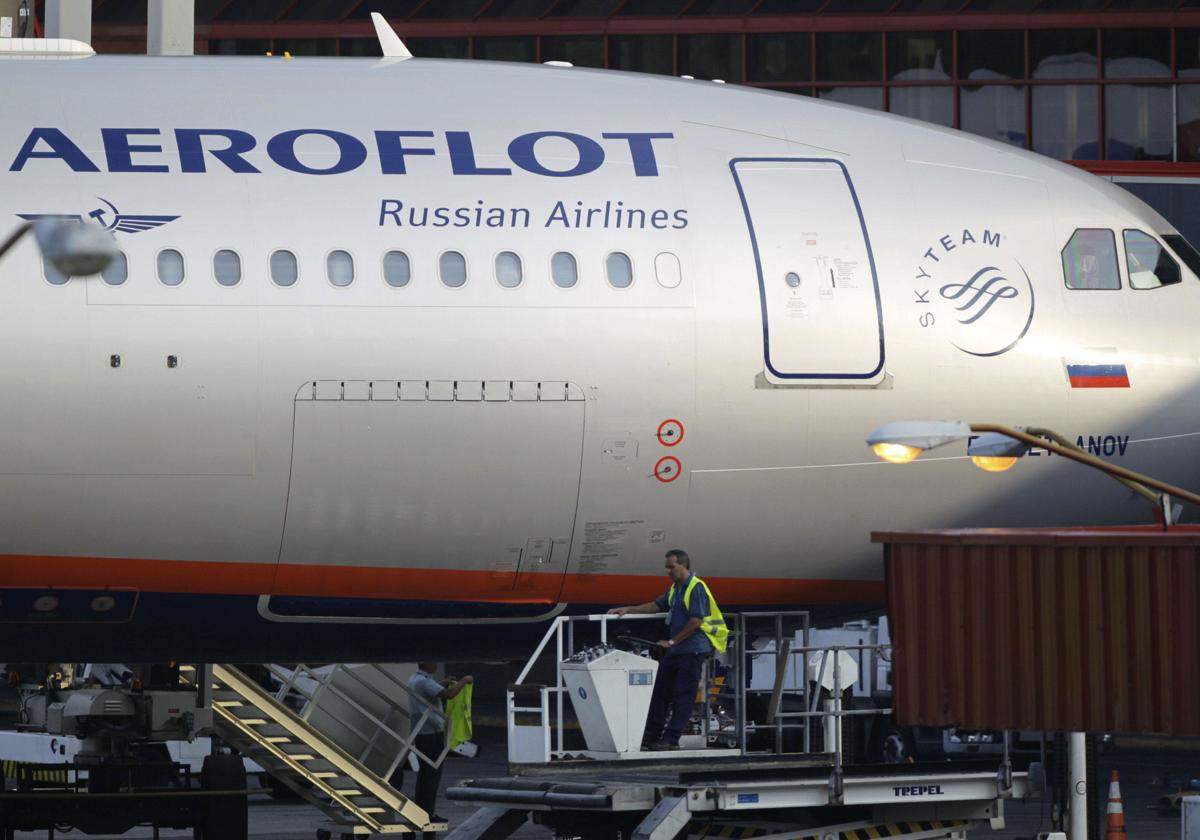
[0,218,118,278]
[866,419,1200,521]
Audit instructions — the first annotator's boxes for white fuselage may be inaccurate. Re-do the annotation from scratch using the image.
[0,53,1196,659]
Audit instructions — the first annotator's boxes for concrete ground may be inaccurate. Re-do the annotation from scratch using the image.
[11,733,1197,840]
[998,735,1199,840]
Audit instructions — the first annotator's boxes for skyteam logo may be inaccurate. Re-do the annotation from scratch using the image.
[18,197,179,235]
[912,228,1035,358]
[940,267,1019,325]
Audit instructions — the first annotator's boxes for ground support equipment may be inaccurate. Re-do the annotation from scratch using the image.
[1,662,447,838]
[195,664,444,837]
[474,610,1037,840]
[445,760,1027,840]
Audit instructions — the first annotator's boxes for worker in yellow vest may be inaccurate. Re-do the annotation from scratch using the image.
[608,549,727,751]
[406,663,472,833]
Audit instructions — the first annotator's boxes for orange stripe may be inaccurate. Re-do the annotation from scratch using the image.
[0,554,884,605]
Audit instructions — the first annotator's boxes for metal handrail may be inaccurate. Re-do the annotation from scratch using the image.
[507,613,667,762]
[267,663,450,773]
[506,611,899,774]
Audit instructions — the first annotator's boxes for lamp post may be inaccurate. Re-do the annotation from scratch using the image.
[0,218,118,277]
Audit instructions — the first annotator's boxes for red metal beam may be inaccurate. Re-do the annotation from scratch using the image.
[92,9,1200,43]
[1070,160,1200,177]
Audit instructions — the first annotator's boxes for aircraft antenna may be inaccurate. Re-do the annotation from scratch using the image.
[371,12,412,59]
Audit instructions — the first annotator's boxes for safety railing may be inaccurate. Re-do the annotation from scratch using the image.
[267,663,450,778]
[505,610,900,773]
[735,612,896,765]
[507,613,669,763]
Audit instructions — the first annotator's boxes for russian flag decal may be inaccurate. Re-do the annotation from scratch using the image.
[1065,361,1130,388]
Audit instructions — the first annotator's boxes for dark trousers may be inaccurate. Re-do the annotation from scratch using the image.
[413,731,445,825]
[643,652,705,745]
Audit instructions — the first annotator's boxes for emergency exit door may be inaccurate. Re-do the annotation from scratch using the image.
[731,158,885,385]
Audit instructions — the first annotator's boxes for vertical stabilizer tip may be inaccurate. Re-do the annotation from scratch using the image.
[371,12,412,59]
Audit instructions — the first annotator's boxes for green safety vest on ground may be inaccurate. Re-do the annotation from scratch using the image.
[667,575,729,653]
[445,682,473,749]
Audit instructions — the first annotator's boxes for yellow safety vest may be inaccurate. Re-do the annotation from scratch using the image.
[445,682,473,750]
[667,575,728,653]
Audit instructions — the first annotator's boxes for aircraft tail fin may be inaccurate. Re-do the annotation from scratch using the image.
[370,12,412,59]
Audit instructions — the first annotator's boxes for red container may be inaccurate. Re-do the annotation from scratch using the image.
[876,527,1200,736]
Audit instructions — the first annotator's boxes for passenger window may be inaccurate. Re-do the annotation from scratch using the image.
[1061,229,1120,290]
[271,250,298,287]
[383,250,411,287]
[327,250,354,287]
[605,252,633,289]
[102,251,129,286]
[551,252,578,288]
[1124,230,1181,290]
[655,252,682,288]
[42,257,69,286]
[439,251,467,288]
[157,249,185,286]
[213,249,241,287]
[495,251,523,288]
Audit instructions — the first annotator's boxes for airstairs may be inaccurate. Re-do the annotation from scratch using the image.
[184,664,448,837]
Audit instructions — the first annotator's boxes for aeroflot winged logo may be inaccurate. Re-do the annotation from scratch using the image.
[912,228,1035,358]
[18,197,179,234]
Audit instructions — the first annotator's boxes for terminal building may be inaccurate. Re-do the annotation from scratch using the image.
[61,1,1200,237]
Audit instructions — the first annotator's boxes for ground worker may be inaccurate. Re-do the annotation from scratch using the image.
[608,549,727,751]
[406,663,473,834]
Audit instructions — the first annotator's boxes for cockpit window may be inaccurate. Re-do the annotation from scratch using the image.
[1123,230,1180,290]
[1162,233,1200,280]
[1062,229,1121,290]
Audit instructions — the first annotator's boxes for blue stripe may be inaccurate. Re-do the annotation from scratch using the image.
[0,593,879,662]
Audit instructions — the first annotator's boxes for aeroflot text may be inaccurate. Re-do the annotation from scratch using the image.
[9,128,674,177]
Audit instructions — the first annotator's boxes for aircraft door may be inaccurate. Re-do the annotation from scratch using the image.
[267,380,585,623]
[731,158,885,385]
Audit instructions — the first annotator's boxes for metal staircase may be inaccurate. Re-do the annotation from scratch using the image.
[188,664,443,836]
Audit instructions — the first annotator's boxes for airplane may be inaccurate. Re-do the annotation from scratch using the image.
[1,34,1198,663]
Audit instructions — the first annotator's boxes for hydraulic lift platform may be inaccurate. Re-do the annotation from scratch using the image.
[446,758,1027,840]
[445,612,1037,840]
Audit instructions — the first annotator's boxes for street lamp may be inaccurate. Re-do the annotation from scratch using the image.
[962,430,1027,473]
[0,219,118,278]
[867,420,970,466]
[865,419,1200,519]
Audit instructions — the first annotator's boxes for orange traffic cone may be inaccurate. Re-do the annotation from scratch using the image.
[1106,770,1126,840]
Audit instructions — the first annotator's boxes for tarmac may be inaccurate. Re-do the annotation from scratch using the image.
[10,733,1198,840]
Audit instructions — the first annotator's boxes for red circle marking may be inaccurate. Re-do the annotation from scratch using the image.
[654,456,682,483]
[657,418,685,447]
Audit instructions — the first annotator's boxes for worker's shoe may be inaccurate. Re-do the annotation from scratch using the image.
[648,740,679,751]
